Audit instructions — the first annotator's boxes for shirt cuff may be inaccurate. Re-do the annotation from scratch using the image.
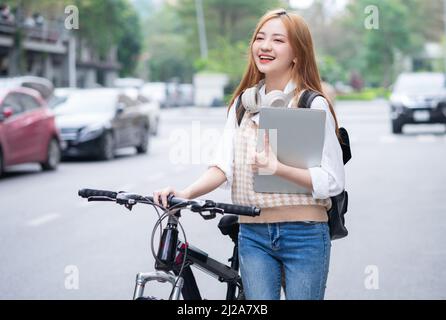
[309,167,329,199]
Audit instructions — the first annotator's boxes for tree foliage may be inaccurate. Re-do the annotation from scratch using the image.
[6,0,142,76]
[144,0,284,82]
[311,0,444,87]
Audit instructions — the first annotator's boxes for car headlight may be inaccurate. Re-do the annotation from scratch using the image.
[391,94,417,108]
[78,124,105,142]
[400,95,418,108]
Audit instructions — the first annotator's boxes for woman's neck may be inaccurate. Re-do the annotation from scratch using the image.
[264,73,292,94]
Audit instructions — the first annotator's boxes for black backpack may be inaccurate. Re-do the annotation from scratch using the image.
[236,90,352,240]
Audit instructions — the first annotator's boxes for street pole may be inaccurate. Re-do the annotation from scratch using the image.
[195,0,208,59]
[68,36,76,87]
[442,0,446,77]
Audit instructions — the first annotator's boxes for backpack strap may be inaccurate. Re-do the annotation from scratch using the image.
[298,90,352,165]
[298,90,322,109]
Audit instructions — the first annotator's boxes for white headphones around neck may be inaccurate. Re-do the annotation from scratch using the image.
[241,80,296,114]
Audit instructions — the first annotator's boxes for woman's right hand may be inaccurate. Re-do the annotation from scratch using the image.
[152,186,190,208]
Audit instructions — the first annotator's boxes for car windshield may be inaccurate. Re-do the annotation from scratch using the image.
[55,92,117,114]
[394,74,446,95]
[48,95,68,108]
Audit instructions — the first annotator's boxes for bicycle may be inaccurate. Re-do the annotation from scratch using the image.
[78,188,261,300]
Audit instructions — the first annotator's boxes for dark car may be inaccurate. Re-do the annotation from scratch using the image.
[389,72,446,134]
[55,89,150,160]
[0,87,61,176]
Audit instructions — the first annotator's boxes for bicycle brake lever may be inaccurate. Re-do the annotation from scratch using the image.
[198,211,217,220]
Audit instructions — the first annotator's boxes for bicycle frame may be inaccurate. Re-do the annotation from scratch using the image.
[132,209,243,300]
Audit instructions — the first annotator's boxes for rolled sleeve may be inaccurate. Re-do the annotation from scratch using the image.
[309,167,330,199]
[207,99,237,190]
[309,97,345,199]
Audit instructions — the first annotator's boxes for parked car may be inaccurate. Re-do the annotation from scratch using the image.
[54,89,150,160]
[117,87,161,136]
[114,78,144,89]
[178,83,194,106]
[136,93,160,136]
[390,72,446,134]
[141,82,169,108]
[48,87,79,109]
[0,76,54,101]
[0,87,61,176]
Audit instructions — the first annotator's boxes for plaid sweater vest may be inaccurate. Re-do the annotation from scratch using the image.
[231,111,331,212]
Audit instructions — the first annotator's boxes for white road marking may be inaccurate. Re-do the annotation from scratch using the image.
[27,213,60,227]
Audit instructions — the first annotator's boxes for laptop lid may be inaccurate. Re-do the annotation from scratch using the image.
[253,107,326,194]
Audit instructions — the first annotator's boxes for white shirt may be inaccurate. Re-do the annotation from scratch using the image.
[208,80,345,199]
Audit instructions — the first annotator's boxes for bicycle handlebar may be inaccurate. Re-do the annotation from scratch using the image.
[78,188,261,217]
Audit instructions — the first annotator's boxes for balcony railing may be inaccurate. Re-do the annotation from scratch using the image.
[0,18,68,43]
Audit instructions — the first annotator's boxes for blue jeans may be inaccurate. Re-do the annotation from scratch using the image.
[238,222,331,300]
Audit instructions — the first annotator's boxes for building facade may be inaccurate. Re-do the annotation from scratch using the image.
[0,16,120,88]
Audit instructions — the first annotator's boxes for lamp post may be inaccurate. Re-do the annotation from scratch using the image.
[195,0,208,59]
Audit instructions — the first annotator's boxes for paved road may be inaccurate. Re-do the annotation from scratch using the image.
[0,100,445,299]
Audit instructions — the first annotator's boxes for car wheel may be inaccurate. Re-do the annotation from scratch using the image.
[98,132,114,160]
[41,138,61,171]
[391,119,403,134]
[136,127,149,154]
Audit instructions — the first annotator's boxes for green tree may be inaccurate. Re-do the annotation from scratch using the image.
[316,0,443,87]
[143,0,285,82]
[7,0,142,76]
[117,5,143,76]
[361,0,413,86]
[72,0,142,75]
[194,36,248,86]
[142,4,194,82]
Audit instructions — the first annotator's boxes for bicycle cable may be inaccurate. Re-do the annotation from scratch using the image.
[142,196,165,246]
[148,200,190,300]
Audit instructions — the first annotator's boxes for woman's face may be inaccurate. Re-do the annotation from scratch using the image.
[252,18,295,77]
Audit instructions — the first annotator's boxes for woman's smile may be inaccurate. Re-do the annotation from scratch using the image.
[252,18,295,75]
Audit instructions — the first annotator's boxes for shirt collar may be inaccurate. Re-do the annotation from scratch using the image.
[251,79,297,125]
[258,79,297,97]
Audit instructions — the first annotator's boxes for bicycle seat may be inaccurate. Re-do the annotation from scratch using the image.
[218,215,239,243]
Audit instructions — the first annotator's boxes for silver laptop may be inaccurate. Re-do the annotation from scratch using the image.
[253,107,326,194]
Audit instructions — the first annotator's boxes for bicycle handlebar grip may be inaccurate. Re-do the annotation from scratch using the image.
[215,203,261,216]
[78,188,118,199]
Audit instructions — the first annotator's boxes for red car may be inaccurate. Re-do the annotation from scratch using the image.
[0,87,61,176]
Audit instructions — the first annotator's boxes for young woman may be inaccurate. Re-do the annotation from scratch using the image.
[153,8,345,300]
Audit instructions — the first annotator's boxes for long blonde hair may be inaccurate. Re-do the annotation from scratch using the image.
[228,8,339,134]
